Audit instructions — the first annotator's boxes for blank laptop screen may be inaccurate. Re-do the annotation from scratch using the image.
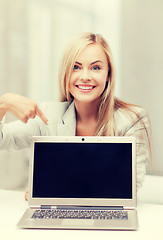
[32,142,132,199]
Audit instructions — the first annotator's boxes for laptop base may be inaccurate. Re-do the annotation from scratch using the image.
[17,207,138,230]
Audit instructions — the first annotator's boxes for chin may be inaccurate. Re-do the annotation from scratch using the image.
[74,97,101,104]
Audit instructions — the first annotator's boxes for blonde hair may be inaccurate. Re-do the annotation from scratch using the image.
[59,32,115,135]
[58,33,151,142]
[58,32,152,168]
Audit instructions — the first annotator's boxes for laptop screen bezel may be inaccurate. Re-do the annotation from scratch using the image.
[28,136,137,208]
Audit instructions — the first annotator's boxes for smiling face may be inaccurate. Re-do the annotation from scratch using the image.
[68,43,109,105]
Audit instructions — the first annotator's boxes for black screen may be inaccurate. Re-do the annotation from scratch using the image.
[32,142,132,199]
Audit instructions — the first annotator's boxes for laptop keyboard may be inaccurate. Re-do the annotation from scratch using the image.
[32,209,128,220]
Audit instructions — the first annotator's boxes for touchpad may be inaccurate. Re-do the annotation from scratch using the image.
[61,219,95,227]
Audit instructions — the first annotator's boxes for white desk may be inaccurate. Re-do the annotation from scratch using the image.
[0,189,163,240]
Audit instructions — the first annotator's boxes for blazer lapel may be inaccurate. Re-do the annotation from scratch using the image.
[57,101,76,136]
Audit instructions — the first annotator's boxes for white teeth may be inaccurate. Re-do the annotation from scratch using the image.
[78,86,94,90]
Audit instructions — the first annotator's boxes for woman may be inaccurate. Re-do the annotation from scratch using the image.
[0,32,152,196]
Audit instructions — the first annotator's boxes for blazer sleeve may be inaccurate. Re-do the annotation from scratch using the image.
[124,108,151,190]
[0,103,51,150]
[0,101,70,150]
[0,116,43,150]
[115,107,151,190]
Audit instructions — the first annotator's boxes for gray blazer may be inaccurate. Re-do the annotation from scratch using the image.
[0,101,151,189]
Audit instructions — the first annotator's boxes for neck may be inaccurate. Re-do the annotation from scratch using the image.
[74,99,99,123]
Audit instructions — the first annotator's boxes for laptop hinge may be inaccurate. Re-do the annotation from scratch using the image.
[38,206,125,210]
[55,206,124,210]
[40,205,57,209]
[124,207,135,210]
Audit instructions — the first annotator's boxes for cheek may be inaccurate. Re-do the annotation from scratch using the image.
[93,72,108,84]
[99,75,109,91]
[68,74,77,92]
[69,72,78,84]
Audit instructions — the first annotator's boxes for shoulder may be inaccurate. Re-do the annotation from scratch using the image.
[115,104,148,119]
[114,103,149,135]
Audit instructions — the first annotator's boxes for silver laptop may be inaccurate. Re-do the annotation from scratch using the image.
[17,136,138,230]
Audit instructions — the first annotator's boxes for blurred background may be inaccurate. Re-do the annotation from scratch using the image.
[0,0,163,190]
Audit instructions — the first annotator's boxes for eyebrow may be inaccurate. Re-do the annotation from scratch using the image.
[75,60,103,66]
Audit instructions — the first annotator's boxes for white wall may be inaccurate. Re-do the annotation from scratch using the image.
[0,0,29,190]
[120,0,163,175]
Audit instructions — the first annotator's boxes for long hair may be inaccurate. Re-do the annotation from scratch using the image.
[58,33,151,140]
[58,32,152,168]
[59,32,116,135]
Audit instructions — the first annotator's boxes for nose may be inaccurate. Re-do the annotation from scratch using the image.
[80,69,92,81]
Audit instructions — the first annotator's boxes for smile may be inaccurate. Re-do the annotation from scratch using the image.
[76,85,95,90]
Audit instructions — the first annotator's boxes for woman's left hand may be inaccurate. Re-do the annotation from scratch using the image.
[25,188,28,201]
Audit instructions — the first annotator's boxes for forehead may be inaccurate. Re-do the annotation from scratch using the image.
[75,43,108,64]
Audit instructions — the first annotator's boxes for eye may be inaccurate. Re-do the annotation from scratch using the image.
[73,65,80,70]
[92,65,101,71]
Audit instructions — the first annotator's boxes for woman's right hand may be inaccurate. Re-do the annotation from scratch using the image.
[0,93,48,124]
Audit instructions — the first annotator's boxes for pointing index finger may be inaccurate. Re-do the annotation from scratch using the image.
[36,105,48,125]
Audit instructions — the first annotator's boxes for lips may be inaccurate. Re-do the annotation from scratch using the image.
[76,85,95,92]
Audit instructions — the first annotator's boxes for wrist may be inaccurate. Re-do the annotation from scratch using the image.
[0,115,5,124]
[0,94,10,119]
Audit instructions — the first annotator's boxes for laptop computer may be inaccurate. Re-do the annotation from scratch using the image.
[17,136,138,230]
